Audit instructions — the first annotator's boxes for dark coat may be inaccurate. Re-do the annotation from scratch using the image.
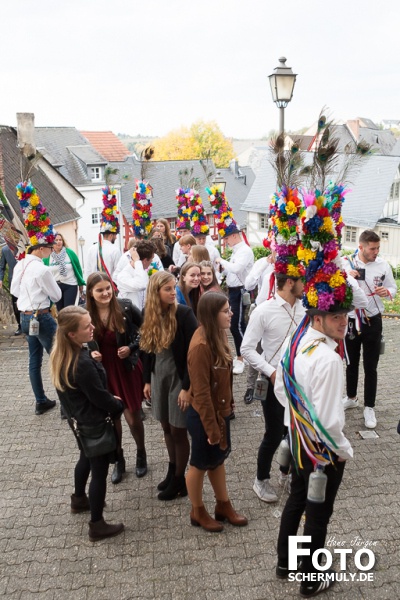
[87,298,143,372]
[187,327,233,449]
[142,304,198,390]
[56,348,124,425]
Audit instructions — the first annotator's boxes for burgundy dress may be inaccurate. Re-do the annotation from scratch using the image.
[98,328,143,412]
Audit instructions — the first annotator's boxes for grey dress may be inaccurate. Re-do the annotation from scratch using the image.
[151,347,186,428]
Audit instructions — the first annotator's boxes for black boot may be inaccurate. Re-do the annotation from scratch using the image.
[157,475,187,501]
[135,449,147,478]
[71,493,90,513]
[111,453,126,484]
[157,462,175,491]
[88,518,124,542]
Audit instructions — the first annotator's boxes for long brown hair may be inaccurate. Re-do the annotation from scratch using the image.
[140,271,177,353]
[156,218,175,245]
[196,292,231,367]
[178,262,201,315]
[190,245,210,263]
[199,260,221,292]
[49,306,88,390]
[86,273,125,338]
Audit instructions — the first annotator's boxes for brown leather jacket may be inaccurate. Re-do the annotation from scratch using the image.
[187,328,233,449]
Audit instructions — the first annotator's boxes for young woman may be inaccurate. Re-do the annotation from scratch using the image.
[189,245,210,264]
[176,262,201,316]
[141,271,197,500]
[199,260,222,294]
[86,273,147,484]
[43,232,85,310]
[186,292,248,532]
[155,218,176,257]
[151,236,175,270]
[49,306,124,542]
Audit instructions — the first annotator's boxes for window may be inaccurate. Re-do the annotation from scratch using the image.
[395,182,400,198]
[390,183,394,199]
[345,227,357,243]
[91,207,101,225]
[208,214,214,225]
[381,231,389,241]
[169,219,176,231]
[90,166,101,181]
[259,214,268,230]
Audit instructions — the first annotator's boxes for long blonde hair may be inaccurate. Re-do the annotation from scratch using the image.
[49,306,88,391]
[196,292,231,367]
[140,271,177,353]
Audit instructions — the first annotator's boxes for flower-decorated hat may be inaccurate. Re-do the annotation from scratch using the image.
[268,185,303,278]
[100,186,119,234]
[298,187,353,314]
[16,180,55,249]
[206,185,239,237]
[189,190,209,236]
[132,180,153,238]
[176,188,193,233]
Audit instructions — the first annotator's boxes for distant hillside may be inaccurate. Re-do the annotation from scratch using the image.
[117,134,158,156]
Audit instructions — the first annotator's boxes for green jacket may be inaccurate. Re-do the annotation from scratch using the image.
[43,247,85,286]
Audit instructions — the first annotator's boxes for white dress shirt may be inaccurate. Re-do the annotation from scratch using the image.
[219,241,254,288]
[245,258,275,305]
[342,255,397,317]
[11,255,61,311]
[116,261,149,310]
[85,239,121,281]
[241,293,305,377]
[274,326,353,461]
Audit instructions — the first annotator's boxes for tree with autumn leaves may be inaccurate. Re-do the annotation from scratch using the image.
[150,120,235,168]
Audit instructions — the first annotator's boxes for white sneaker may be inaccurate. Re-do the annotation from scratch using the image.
[364,407,377,429]
[253,477,278,503]
[343,396,359,410]
[233,360,245,375]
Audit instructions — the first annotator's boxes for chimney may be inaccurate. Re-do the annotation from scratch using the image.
[347,119,360,141]
[16,112,36,160]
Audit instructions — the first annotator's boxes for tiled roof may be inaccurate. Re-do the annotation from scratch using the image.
[80,131,131,162]
[241,150,400,229]
[109,156,255,229]
[35,127,107,187]
[0,126,81,226]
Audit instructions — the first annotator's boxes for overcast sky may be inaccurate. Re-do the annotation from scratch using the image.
[2,0,399,139]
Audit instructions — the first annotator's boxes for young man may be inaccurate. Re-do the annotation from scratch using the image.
[274,308,353,596]
[116,240,155,310]
[85,230,121,282]
[342,230,396,428]
[11,243,61,415]
[216,229,254,374]
[0,243,21,335]
[241,273,305,501]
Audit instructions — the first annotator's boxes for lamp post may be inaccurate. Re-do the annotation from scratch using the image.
[268,57,297,136]
[78,236,85,269]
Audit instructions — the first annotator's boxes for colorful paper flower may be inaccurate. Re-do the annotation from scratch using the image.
[189,190,209,236]
[205,185,237,237]
[132,180,153,238]
[16,180,55,247]
[100,186,120,234]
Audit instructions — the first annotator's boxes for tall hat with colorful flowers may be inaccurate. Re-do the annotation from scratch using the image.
[132,180,153,238]
[175,188,193,234]
[100,186,120,234]
[205,185,239,237]
[189,190,209,236]
[16,180,55,250]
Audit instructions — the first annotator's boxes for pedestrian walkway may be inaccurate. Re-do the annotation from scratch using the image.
[0,319,399,599]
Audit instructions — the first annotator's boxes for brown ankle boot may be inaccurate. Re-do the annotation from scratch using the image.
[215,500,248,527]
[88,518,124,542]
[71,494,90,513]
[190,505,224,532]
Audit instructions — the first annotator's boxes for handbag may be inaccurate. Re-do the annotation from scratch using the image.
[71,416,117,458]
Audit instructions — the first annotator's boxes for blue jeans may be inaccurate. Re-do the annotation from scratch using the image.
[20,312,57,404]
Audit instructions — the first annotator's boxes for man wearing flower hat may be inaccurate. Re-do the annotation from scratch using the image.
[85,187,121,282]
[11,181,61,415]
[272,190,354,597]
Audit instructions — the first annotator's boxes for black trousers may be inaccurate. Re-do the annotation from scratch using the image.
[228,287,246,356]
[345,314,382,408]
[277,450,346,575]
[257,383,287,480]
[56,282,78,312]
[11,294,20,326]
[74,450,110,522]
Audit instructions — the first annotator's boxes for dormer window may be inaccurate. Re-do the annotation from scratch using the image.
[90,166,102,181]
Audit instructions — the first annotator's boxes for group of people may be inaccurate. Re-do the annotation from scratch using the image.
[3,216,396,597]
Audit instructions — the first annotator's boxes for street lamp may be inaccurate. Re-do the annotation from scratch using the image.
[212,171,226,193]
[268,57,297,136]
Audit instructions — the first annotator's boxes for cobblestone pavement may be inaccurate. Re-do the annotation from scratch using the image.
[0,318,399,600]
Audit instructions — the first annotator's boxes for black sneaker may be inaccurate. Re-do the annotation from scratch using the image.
[243,388,254,405]
[14,327,22,336]
[300,569,336,597]
[35,399,56,415]
[276,559,302,579]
